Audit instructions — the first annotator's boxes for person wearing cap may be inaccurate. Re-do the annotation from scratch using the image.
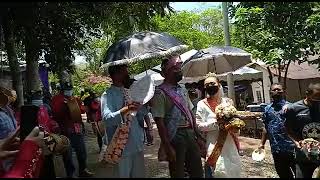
[258,83,295,178]
[51,82,94,178]
[83,90,103,153]
[100,64,145,178]
[151,54,203,178]
[195,72,241,178]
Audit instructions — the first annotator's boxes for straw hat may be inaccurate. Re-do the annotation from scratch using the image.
[45,133,70,155]
[0,86,16,108]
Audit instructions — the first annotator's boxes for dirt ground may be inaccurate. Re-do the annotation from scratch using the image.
[53,122,278,178]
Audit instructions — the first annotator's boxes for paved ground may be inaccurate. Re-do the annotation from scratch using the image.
[54,122,278,178]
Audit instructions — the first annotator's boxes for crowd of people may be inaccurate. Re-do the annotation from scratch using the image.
[0,53,319,178]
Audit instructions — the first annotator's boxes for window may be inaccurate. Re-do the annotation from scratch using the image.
[256,91,262,103]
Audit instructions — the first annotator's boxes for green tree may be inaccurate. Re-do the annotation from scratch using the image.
[125,8,225,76]
[77,35,114,75]
[0,7,24,106]
[151,8,224,50]
[232,2,319,88]
[0,2,171,99]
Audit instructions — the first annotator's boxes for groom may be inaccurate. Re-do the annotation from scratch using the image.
[151,54,203,178]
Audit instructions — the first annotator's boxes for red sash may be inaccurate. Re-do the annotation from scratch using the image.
[158,84,195,127]
[158,84,207,158]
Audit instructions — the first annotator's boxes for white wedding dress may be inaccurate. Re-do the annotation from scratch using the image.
[196,96,241,178]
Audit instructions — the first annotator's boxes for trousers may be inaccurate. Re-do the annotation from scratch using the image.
[62,133,88,177]
[39,154,56,178]
[168,128,203,178]
[105,151,145,178]
[272,151,295,178]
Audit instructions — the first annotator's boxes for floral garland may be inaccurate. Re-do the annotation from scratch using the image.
[99,88,132,164]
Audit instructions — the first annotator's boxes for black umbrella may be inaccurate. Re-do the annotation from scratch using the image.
[101,31,188,73]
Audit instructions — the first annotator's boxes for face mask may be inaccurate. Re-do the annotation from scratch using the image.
[123,75,131,88]
[174,71,183,82]
[64,90,73,97]
[31,99,43,107]
[206,86,219,96]
[271,94,283,102]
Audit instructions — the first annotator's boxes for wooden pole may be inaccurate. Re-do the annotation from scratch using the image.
[223,2,235,104]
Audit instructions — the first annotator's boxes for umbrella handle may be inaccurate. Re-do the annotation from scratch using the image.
[143,61,148,75]
[213,57,217,73]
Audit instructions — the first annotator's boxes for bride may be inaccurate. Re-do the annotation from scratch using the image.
[195,72,241,178]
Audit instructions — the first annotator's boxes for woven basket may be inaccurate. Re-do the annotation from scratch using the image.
[45,134,70,155]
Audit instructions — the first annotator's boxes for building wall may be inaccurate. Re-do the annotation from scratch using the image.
[284,78,301,102]
[250,65,278,104]
[285,78,320,102]
[250,64,320,104]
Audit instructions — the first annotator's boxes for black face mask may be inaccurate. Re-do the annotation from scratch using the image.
[206,86,219,96]
[271,94,283,102]
[174,71,183,82]
[123,75,131,88]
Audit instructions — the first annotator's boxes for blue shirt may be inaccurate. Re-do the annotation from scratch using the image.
[101,85,144,157]
[0,106,17,139]
[263,100,295,154]
[0,106,17,171]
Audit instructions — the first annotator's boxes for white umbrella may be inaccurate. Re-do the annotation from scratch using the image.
[182,46,252,77]
[217,66,263,81]
[133,49,199,85]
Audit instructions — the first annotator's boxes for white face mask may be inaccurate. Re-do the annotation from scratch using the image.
[31,99,43,107]
[63,90,73,97]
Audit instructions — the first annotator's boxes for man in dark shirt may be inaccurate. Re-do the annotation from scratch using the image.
[259,83,295,178]
[285,83,320,178]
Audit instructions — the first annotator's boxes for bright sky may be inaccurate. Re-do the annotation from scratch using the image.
[170,2,221,11]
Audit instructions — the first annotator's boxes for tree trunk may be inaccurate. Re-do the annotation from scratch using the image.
[283,60,292,90]
[277,60,282,83]
[222,2,231,46]
[24,30,41,94]
[266,66,274,85]
[2,13,24,107]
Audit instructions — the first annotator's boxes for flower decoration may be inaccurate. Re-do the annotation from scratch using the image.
[215,100,246,131]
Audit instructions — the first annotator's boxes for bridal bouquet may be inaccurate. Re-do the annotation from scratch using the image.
[215,100,245,131]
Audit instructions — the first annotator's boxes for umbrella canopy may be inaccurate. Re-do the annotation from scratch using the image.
[217,66,263,82]
[180,65,263,84]
[133,49,199,85]
[101,31,188,73]
[182,46,252,77]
